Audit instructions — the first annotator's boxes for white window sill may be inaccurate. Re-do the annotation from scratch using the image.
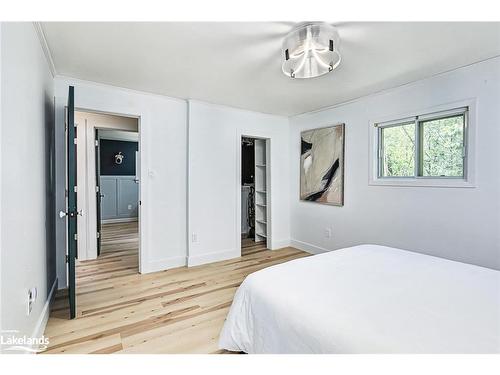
[369,178,476,188]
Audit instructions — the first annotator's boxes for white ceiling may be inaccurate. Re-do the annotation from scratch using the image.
[41,22,500,116]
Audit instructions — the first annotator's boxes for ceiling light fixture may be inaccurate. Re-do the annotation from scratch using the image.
[282,23,341,79]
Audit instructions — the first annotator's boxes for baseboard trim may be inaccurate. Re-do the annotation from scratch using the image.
[290,239,330,255]
[31,277,57,347]
[188,249,240,267]
[270,239,291,250]
[144,256,187,274]
[102,217,138,224]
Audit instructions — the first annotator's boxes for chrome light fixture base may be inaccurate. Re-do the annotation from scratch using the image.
[282,23,341,79]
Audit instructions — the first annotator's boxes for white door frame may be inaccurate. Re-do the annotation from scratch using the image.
[75,108,142,272]
[236,132,272,257]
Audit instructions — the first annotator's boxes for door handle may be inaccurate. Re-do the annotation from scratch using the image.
[59,210,83,218]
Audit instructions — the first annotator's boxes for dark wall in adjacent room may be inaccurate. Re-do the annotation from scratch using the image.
[242,139,255,184]
[100,139,138,176]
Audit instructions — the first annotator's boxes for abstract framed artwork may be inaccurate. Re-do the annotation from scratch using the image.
[300,124,345,206]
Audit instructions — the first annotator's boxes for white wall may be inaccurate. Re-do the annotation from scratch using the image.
[289,57,500,270]
[1,23,57,345]
[54,77,188,285]
[188,100,290,266]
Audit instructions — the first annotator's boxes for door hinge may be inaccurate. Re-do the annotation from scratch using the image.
[65,255,69,263]
[95,140,99,147]
[73,138,77,145]
[95,186,100,193]
[74,186,78,193]
[65,189,68,197]
[74,233,78,241]
[97,232,100,239]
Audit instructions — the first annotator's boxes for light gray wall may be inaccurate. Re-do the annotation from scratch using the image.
[289,57,500,270]
[1,23,56,343]
[100,176,139,221]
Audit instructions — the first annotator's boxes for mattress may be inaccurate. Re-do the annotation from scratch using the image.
[219,244,500,353]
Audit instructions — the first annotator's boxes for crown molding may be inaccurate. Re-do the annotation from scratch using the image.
[33,22,56,77]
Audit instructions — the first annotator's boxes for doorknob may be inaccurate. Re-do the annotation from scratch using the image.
[59,210,83,218]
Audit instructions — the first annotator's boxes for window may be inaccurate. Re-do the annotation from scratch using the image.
[376,107,468,180]
[379,121,415,177]
[419,114,465,177]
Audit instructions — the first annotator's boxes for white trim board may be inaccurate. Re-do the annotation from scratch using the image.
[270,239,291,250]
[33,22,56,77]
[31,277,58,349]
[188,249,240,267]
[145,256,187,274]
[290,239,330,255]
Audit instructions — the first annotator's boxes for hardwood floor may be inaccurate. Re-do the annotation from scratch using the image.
[241,235,267,256]
[43,224,307,354]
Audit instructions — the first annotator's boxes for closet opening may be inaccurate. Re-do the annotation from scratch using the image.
[241,136,269,256]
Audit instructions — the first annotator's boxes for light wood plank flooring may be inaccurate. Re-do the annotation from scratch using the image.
[241,235,267,256]
[43,224,307,354]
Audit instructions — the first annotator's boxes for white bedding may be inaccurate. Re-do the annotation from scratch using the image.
[219,244,500,353]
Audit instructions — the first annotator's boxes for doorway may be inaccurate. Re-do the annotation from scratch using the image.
[72,110,140,317]
[241,137,269,255]
[96,129,139,269]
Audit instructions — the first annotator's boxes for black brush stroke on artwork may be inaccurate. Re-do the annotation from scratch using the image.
[301,138,313,155]
[304,158,340,201]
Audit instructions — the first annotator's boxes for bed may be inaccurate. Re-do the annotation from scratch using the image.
[219,244,500,353]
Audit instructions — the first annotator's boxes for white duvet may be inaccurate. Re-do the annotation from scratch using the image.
[219,244,500,353]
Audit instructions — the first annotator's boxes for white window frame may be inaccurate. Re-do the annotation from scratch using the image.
[369,99,477,188]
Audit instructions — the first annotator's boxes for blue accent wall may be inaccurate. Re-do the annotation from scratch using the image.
[100,139,138,176]
[100,176,139,220]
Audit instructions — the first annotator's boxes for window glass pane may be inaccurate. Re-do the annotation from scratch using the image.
[380,123,415,177]
[420,115,464,177]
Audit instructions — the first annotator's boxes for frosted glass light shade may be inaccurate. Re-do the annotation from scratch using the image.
[282,23,341,79]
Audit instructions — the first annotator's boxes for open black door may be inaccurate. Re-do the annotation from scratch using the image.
[95,129,102,256]
[66,86,77,319]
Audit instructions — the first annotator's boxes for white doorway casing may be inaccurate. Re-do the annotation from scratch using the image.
[238,136,271,253]
[74,111,139,261]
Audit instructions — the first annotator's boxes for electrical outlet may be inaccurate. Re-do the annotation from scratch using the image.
[27,287,37,316]
[191,233,198,243]
[324,228,332,238]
